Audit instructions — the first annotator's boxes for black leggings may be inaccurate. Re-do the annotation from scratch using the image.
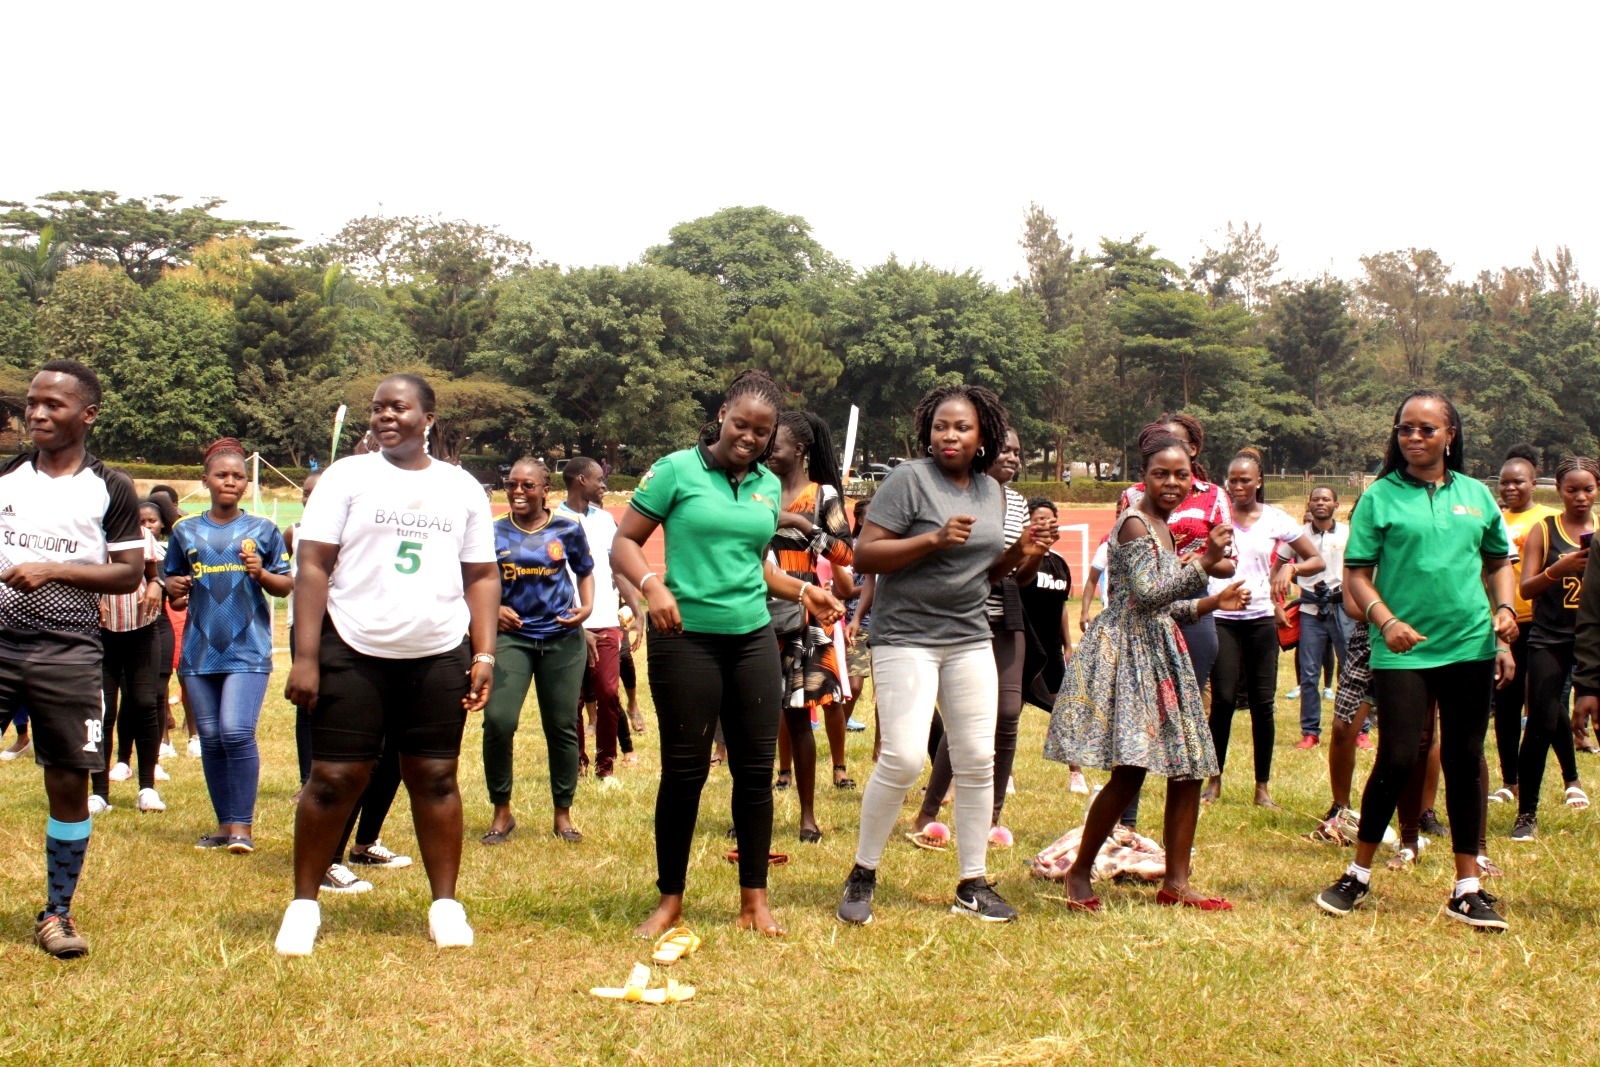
[1360,660,1494,855]
[334,741,403,863]
[95,626,162,795]
[1492,630,1529,786]
[647,627,782,895]
[1519,643,1580,816]
[1210,617,1280,783]
[921,622,1024,824]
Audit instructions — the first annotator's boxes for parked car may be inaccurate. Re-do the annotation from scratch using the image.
[859,463,894,480]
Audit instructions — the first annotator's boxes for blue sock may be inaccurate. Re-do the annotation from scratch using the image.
[45,816,91,917]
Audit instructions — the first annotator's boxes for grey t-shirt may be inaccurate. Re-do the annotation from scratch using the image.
[867,458,1007,647]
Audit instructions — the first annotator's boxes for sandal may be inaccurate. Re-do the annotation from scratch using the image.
[1479,855,1504,878]
[481,819,517,846]
[1488,787,1516,804]
[1566,785,1590,810]
[554,826,584,843]
[799,828,823,844]
[775,770,792,790]
[904,822,950,851]
[724,849,789,867]
[590,963,696,1005]
[1156,888,1233,911]
[650,927,701,966]
[1385,847,1417,871]
[1059,895,1102,913]
[833,765,856,790]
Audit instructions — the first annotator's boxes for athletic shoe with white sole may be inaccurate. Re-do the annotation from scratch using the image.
[186,736,201,758]
[87,795,112,815]
[0,737,31,760]
[274,899,321,956]
[136,787,166,813]
[597,774,622,790]
[108,762,132,782]
[952,877,1017,922]
[846,718,867,732]
[1445,890,1508,930]
[1069,771,1089,794]
[428,898,474,948]
[154,764,170,781]
[1511,812,1537,841]
[321,864,373,894]
[347,841,412,868]
[1284,686,1302,700]
[159,741,177,760]
[1322,687,1336,701]
[1315,873,1369,916]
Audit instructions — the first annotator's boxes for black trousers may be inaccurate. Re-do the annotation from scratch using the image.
[1360,659,1495,855]
[1519,642,1579,816]
[95,626,162,795]
[647,627,782,895]
[1210,617,1280,783]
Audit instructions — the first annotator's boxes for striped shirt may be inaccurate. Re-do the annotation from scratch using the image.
[986,487,1029,621]
[100,528,160,633]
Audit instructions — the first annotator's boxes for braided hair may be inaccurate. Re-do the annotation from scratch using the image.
[203,437,247,472]
[913,384,1009,475]
[1154,411,1208,482]
[777,411,844,497]
[1232,447,1266,503]
[702,369,785,462]
[1380,389,1465,477]
[1555,454,1600,489]
[1141,433,1192,474]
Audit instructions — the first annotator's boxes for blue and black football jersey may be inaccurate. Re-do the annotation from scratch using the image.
[165,512,290,675]
[495,513,594,641]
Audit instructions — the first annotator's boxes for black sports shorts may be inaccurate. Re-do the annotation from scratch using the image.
[307,618,470,762]
[0,652,106,770]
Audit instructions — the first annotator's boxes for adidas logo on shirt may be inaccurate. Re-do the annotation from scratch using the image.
[0,505,13,516]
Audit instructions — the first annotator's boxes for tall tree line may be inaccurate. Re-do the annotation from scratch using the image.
[2,190,1595,476]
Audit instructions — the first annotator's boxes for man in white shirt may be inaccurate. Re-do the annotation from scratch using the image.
[1282,486,1351,746]
[557,457,643,781]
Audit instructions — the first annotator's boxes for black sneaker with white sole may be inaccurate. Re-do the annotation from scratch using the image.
[837,865,876,925]
[1418,808,1448,837]
[1315,873,1370,916]
[951,877,1017,922]
[1445,889,1508,930]
[1510,812,1537,841]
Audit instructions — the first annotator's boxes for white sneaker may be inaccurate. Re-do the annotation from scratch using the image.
[136,787,166,812]
[428,898,474,948]
[1069,771,1089,795]
[159,742,177,759]
[1323,687,1336,701]
[154,763,170,781]
[186,736,201,758]
[109,762,132,782]
[0,738,31,761]
[274,899,321,956]
[1006,775,1016,795]
[348,840,412,869]
[321,864,373,894]
[1284,686,1302,700]
[87,795,112,815]
[598,774,622,790]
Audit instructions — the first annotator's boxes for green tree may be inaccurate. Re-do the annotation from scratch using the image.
[0,272,38,371]
[347,369,531,464]
[1356,248,1460,383]
[726,305,841,408]
[94,282,236,461]
[35,262,141,364]
[1086,236,1181,293]
[479,263,727,468]
[1266,277,1357,410]
[232,265,345,464]
[1190,221,1279,311]
[0,192,293,287]
[646,206,845,314]
[1113,288,1261,410]
[0,224,69,302]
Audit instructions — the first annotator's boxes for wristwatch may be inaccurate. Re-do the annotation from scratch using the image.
[473,653,496,667]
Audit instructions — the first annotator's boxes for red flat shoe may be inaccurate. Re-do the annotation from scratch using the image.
[1059,896,1101,913]
[1156,888,1233,911]
[1354,734,1374,750]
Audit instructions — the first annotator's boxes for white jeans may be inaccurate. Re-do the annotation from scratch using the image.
[856,641,998,881]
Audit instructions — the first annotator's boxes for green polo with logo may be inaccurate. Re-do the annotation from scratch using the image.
[630,444,780,635]
[1345,469,1511,671]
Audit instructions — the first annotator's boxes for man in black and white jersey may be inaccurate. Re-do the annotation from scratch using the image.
[0,360,145,959]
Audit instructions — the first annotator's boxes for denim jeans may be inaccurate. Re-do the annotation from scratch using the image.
[185,672,270,826]
[1298,609,1351,737]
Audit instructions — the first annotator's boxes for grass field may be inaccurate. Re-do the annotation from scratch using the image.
[2,607,1598,1066]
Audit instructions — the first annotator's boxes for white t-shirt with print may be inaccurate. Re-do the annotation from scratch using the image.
[297,452,496,659]
[557,501,620,631]
[1277,520,1349,616]
[1212,503,1301,622]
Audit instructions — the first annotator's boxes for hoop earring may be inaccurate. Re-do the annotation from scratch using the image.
[927,445,934,455]
[976,447,986,458]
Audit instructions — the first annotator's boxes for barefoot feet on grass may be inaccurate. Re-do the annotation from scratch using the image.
[633,896,685,940]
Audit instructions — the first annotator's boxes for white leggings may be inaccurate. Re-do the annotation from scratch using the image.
[855,641,998,881]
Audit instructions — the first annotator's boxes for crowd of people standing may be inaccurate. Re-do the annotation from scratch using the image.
[2,356,1596,961]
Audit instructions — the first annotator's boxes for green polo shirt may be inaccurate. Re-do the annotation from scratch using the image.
[630,444,780,635]
[1346,469,1510,670]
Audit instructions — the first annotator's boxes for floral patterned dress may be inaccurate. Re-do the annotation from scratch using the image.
[1043,510,1219,780]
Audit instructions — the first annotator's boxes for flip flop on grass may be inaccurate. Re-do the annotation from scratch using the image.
[590,963,696,1004]
[905,822,950,851]
[650,927,701,966]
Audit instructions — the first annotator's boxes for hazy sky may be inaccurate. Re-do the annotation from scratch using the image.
[12,1,1596,287]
